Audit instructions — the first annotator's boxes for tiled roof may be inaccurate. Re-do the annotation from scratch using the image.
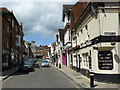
[0,8,11,13]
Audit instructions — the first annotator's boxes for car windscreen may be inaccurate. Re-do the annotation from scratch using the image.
[24,61,30,65]
[42,61,48,63]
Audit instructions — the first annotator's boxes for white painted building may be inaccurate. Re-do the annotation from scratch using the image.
[71,2,120,83]
[49,42,56,63]
[62,5,73,67]
[63,24,72,67]
[55,30,64,67]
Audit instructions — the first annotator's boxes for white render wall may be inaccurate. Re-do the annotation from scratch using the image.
[74,8,120,74]
[56,32,63,66]
[72,33,77,67]
[64,29,71,44]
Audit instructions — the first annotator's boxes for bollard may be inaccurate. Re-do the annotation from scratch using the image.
[59,63,61,69]
[90,70,94,88]
[56,63,58,67]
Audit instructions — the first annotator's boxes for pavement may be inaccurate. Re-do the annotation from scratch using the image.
[0,66,18,81]
[53,64,120,89]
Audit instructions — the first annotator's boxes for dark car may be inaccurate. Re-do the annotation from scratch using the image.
[28,58,37,65]
[41,60,50,67]
[18,61,34,71]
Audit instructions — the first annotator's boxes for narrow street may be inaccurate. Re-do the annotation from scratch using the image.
[1,2,120,89]
[2,61,77,88]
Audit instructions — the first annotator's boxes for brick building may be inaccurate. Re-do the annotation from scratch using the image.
[35,45,50,59]
[0,8,24,70]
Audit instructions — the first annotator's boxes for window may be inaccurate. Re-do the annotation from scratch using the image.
[69,30,71,41]
[80,29,83,34]
[80,29,83,44]
[88,56,92,69]
[7,26,9,32]
[85,25,88,30]
[16,26,18,31]
[7,39,9,48]
[82,53,89,67]
[98,51,113,70]
[15,35,21,46]
[12,20,14,27]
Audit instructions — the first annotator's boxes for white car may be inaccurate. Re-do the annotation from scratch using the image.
[41,60,50,67]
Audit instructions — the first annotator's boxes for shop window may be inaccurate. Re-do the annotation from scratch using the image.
[98,51,113,70]
[82,53,89,67]
[2,54,9,68]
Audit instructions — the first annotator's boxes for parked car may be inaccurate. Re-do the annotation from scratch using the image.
[41,60,50,67]
[28,58,37,65]
[45,58,50,62]
[18,61,34,71]
[33,58,37,63]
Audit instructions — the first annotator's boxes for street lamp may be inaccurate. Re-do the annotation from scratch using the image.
[28,43,31,59]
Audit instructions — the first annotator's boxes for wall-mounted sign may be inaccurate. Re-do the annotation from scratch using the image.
[104,32,116,36]
[81,41,92,48]
[98,51,113,70]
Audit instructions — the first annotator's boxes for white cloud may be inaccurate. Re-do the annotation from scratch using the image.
[2,2,65,38]
[1,1,77,43]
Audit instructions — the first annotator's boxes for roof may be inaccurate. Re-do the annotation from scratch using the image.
[51,42,56,46]
[0,8,11,13]
[62,5,73,22]
[1,7,20,26]
[70,2,90,29]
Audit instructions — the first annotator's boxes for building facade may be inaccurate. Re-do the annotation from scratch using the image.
[62,5,73,68]
[71,2,120,83]
[35,45,50,59]
[1,8,24,70]
[30,41,36,58]
[55,29,64,67]
[50,42,56,64]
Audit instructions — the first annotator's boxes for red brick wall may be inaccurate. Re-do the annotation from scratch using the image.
[70,2,89,29]
[2,16,10,50]
[2,8,24,62]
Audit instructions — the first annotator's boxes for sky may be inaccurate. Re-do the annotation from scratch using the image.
[1,0,78,46]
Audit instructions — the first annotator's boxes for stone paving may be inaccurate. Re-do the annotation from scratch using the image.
[53,65,120,89]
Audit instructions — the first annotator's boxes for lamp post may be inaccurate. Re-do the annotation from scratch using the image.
[28,43,31,59]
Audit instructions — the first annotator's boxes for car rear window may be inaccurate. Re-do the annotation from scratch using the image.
[42,61,48,63]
